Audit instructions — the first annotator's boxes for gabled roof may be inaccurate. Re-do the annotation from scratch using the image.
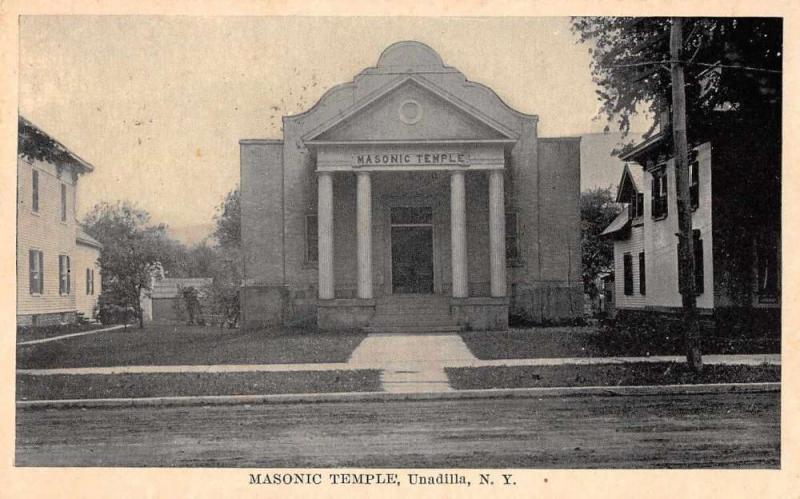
[615,163,644,203]
[600,209,631,238]
[302,74,519,144]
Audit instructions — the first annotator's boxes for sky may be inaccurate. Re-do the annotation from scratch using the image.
[19,16,650,244]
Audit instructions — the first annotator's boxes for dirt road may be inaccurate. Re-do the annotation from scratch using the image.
[15,391,779,468]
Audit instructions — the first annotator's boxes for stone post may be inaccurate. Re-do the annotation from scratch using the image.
[318,171,335,300]
[450,170,468,298]
[488,169,507,297]
[356,171,373,299]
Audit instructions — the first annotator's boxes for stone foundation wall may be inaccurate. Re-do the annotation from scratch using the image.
[510,283,584,325]
[317,299,376,329]
[240,285,288,329]
[451,297,509,331]
[17,311,77,327]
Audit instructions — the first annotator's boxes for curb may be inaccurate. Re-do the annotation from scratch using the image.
[16,382,780,410]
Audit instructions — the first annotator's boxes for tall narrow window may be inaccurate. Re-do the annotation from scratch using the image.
[60,183,67,222]
[59,255,71,295]
[305,215,318,263]
[29,249,43,294]
[636,192,644,218]
[651,167,668,219]
[505,212,520,263]
[639,252,646,295]
[32,170,39,212]
[689,161,700,210]
[86,268,95,295]
[623,253,633,296]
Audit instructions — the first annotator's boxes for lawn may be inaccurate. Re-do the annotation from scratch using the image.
[459,327,602,360]
[17,370,381,400]
[460,326,780,360]
[446,362,781,390]
[17,325,368,369]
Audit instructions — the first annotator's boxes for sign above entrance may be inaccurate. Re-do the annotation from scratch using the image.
[354,152,469,167]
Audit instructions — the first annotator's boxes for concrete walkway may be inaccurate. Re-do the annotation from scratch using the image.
[18,353,780,375]
[347,332,476,392]
[17,353,781,377]
[17,330,780,394]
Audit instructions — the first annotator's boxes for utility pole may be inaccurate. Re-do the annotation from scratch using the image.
[670,17,703,371]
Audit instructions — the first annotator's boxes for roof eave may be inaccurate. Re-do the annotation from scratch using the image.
[619,132,666,163]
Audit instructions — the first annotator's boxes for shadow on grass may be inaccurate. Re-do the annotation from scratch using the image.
[17,324,368,369]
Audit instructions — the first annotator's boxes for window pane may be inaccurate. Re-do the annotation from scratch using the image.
[623,254,633,295]
[29,250,37,293]
[32,170,39,211]
[61,184,67,222]
[639,252,646,295]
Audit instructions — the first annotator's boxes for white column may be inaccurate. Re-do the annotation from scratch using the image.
[489,169,507,297]
[450,170,468,298]
[356,171,373,299]
[318,171,335,300]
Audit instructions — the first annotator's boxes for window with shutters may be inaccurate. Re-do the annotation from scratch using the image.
[305,215,318,264]
[651,166,668,219]
[689,161,700,211]
[59,254,71,295]
[505,211,521,264]
[639,252,646,295]
[623,253,633,296]
[32,170,39,213]
[29,249,44,294]
[60,183,68,222]
[627,192,645,220]
[677,230,703,295]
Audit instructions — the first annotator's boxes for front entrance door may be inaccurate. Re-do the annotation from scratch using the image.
[390,207,434,294]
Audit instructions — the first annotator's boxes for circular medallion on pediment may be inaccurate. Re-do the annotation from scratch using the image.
[398,99,423,125]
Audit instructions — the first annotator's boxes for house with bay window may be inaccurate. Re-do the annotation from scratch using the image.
[602,111,780,332]
[17,116,102,326]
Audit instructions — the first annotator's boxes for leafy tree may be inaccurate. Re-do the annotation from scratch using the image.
[83,201,168,328]
[581,187,621,298]
[204,187,242,327]
[571,17,781,137]
[213,187,241,250]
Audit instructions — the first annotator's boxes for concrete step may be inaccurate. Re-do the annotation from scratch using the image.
[363,324,463,334]
[369,321,457,329]
[371,311,451,318]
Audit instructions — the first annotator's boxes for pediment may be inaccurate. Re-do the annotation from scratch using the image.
[305,77,517,143]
